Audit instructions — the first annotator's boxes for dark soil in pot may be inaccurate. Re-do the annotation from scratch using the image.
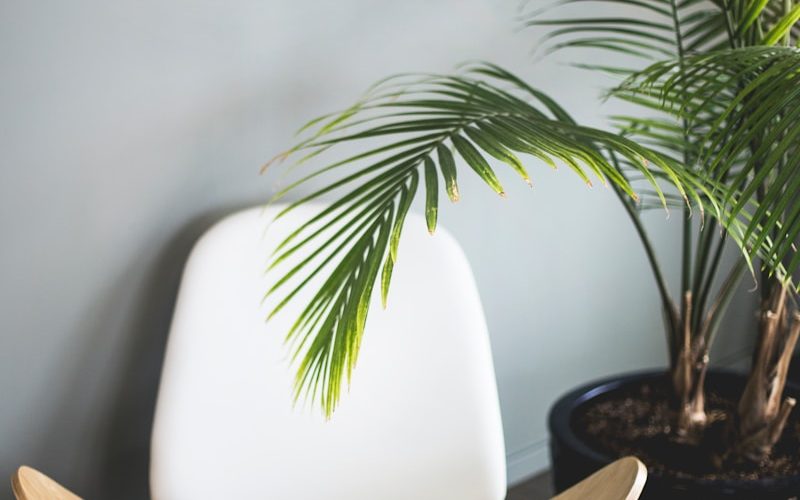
[549,370,800,499]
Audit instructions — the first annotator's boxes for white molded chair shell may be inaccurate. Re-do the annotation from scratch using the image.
[149,205,506,500]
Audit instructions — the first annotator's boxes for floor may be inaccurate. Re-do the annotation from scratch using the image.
[506,470,553,500]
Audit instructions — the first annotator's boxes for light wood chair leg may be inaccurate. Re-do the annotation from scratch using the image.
[11,466,82,500]
[551,456,648,500]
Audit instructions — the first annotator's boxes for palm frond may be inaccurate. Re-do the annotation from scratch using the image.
[523,0,733,200]
[618,46,800,283]
[522,0,728,64]
[265,63,716,416]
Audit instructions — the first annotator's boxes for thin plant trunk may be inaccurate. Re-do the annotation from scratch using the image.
[729,283,800,462]
[672,291,710,442]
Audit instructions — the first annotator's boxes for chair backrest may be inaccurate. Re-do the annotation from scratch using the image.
[11,466,81,500]
[150,205,506,500]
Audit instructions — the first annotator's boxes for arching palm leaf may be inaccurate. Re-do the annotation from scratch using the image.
[619,46,800,282]
[523,0,731,216]
[264,63,718,416]
[522,0,728,65]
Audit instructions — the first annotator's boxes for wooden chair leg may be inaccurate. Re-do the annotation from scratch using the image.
[551,457,647,500]
[11,466,82,500]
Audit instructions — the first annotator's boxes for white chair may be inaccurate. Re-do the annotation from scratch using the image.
[149,205,507,499]
[10,456,646,500]
[9,207,648,500]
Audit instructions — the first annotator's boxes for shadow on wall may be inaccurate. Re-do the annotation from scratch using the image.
[95,212,218,499]
[7,68,308,499]
[34,203,266,500]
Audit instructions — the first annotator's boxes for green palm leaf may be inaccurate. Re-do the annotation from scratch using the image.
[265,63,717,416]
[618,46,800,283]
[522,0,727,64]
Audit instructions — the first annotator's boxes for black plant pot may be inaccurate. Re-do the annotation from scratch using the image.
[548,370,800,500]
[789,354,800,385]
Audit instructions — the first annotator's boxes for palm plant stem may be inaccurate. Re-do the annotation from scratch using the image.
[692,157,739,332]
[668,1,709,434]
[609,164,678,361]
[721,0,738,48]
[690,0,743,334]
[700,258,748,352]
[668,0,695,341]
[749,127,772,300]
[691,221,718,328]
[694,230,732,327]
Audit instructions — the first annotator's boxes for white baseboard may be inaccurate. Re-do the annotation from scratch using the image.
[506,439,550,486]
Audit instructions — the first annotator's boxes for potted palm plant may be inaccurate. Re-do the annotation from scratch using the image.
[263,1,800,497]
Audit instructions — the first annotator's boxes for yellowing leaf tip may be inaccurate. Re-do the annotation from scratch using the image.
[261,151,290,174]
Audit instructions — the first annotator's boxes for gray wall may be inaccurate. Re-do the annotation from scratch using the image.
[0,1,756,497]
